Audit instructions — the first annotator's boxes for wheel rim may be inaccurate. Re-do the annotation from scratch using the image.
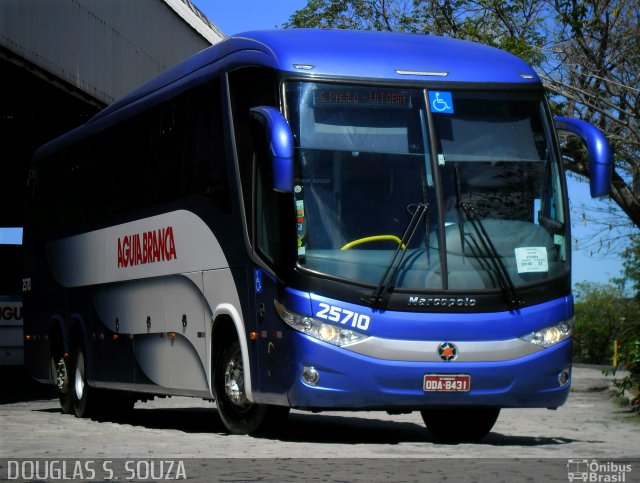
[224,346,249,409]
[74,351,85,401]
[52,357,69,393]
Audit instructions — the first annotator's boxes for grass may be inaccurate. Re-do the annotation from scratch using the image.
[614,395,630,407]
[571,385,609,393]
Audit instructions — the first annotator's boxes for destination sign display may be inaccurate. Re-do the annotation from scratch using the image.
[313,88,411,108]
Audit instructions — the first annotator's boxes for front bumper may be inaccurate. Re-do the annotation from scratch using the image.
[287,332,572,410]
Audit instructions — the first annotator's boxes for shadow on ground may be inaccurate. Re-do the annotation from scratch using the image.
[0,366,55,404]
[34,402,589,447]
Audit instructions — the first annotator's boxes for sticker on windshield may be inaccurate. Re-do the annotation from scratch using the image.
[429,91,454,114]
[515,247,549,273]
[296,199,306,256]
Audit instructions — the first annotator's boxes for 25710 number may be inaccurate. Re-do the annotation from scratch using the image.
[315,303,370,331]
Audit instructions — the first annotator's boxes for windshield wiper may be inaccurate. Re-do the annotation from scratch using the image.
[452,163,523,306]
[538,213,564,234]
[458,202,524,307]
[362,203,428,307]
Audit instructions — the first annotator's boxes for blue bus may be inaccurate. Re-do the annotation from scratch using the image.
[23,29,612,442]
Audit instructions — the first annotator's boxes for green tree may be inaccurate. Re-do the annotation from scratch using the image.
[620,235,640,298]
[284,0,415,31]
[285,0,547,65]
[542,0,640,241]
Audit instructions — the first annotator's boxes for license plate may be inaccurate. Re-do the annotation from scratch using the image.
[423,374,471,392]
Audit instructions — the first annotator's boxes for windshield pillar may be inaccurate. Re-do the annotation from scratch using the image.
[423,90,449,290]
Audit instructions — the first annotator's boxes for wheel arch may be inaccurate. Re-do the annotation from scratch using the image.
[48,315,67,359]
[47,315,67,384]
[210,303,254,402]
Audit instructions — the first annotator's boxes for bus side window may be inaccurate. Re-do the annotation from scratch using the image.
[228,67,279,260]
[184,79,231,212]
[146,100,186,205]
[97,118,147,218]
[252,122,279,264]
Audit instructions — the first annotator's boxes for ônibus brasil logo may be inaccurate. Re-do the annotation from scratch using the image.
[567,459,632,482]
[117,226,177,268]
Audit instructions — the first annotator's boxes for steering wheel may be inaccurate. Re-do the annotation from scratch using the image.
[340,235,406,250]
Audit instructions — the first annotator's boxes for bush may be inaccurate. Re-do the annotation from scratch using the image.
[608,339,640,412]
[572,282,640,365]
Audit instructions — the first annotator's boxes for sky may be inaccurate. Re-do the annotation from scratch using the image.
[565,177,626,287]
[0,0,626,289]
[195,0,308,35]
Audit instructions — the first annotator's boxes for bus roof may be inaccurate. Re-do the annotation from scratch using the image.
[34,29,541,160]
[244,28,539,83]
[98,29,540,120]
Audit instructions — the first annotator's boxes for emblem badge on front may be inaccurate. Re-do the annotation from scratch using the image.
[437,342,458,361]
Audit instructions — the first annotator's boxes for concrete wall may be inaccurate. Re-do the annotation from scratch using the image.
[0,0,223,105]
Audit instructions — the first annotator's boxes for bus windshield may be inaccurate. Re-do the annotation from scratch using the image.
[285,82,567,292]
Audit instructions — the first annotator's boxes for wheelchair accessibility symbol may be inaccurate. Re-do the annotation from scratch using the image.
[429,91,454,114]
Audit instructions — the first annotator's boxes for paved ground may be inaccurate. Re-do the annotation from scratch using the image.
[0,365,638,481]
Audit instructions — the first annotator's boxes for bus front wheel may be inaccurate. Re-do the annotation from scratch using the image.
[213,338,289,435]
[420,407,500,443]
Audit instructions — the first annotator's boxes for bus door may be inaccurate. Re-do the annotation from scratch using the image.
[252,267,290,403]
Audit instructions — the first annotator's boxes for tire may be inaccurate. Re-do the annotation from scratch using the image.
[421,407,500,443]
[71,346,96,418]
[213,338,289,435]
[51,356,72,414]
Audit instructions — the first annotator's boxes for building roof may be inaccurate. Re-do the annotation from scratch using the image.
[164,0,225,43]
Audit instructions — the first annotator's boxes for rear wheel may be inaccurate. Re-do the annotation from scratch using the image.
[213,337,289,435]
[71,346,96,418]
[51,356,72,414]
[421,407,500,443]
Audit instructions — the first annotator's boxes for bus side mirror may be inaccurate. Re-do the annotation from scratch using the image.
[249,106,294,193]
[553,116,613,198]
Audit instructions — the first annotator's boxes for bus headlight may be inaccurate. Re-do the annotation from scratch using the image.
[275,301,369,347]
[520,318,574,348]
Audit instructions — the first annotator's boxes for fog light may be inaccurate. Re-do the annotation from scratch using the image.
[558,368,570,386]
[302,366,320,386]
